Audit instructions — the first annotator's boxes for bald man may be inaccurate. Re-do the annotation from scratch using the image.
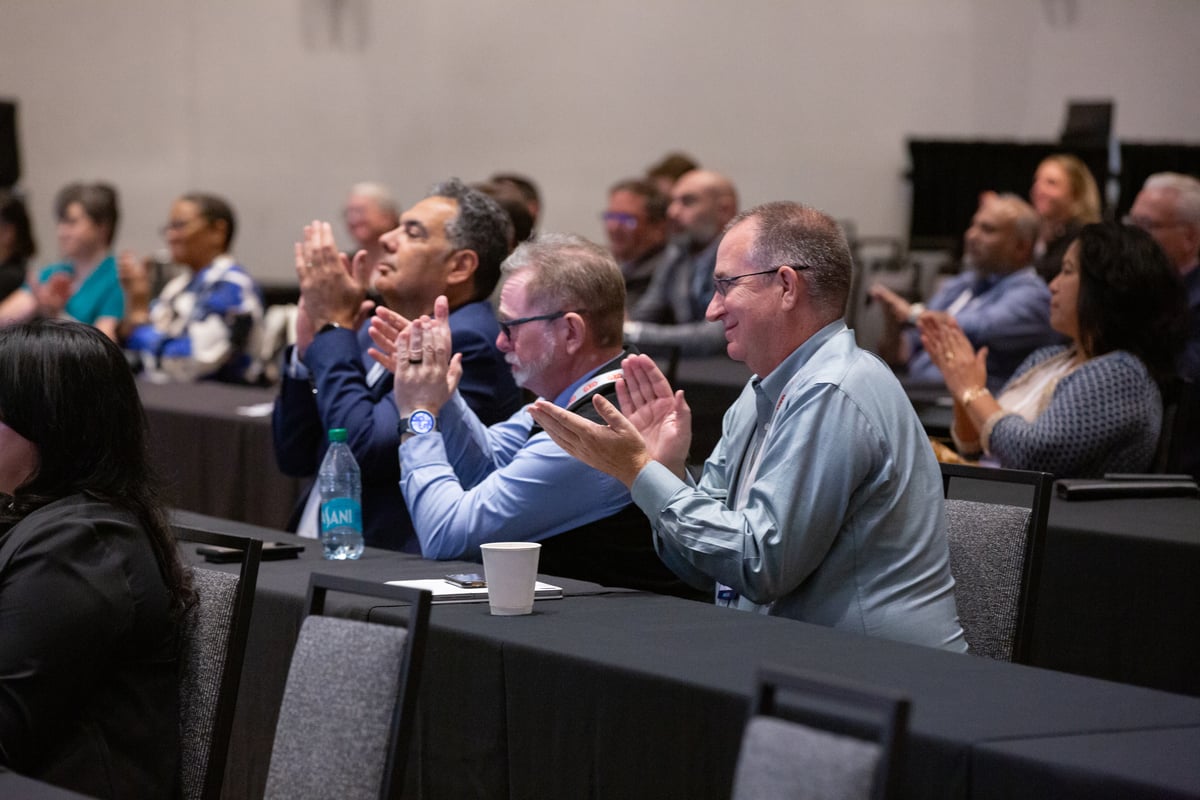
[871,193,1059,389]
[624,169,738,356]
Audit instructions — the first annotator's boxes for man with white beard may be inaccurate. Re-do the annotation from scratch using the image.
[369,233,699,597]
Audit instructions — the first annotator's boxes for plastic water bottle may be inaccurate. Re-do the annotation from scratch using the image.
[318,428,364,560]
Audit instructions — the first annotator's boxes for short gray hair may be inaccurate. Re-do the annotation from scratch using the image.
[427,178,515,301]
[727,202,852,318]
[502,233,625,348]
[1144,172,1200,226]
[348,182,399,218]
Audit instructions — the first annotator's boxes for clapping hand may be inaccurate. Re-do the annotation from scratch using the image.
[294,221,372,331]
[391,295,461,418]
[35,270,73,317]
[917,312,988,398]
[528,354,692,487]
[117,250,154,321]
[867,283,913,324]
[367,305,413,374]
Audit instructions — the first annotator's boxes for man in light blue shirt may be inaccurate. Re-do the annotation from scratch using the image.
[531,202,967,651]
[376,234,696,596]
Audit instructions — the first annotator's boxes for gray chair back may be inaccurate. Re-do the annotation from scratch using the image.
[943,499,1033,661]
[732,665,908,800]
[263,574,431,800]
[940,464,1053,663]
[733,716,881,800]
[174,527,262,800]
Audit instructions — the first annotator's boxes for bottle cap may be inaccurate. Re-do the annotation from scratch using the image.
[328,428,348,443]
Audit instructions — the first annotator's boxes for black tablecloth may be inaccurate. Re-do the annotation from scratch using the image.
[1032,495,1200,695]
[141,381,303,529]
[176,511,1200,800]
[0,768,98,799]
[973,727,1200,800]
[174,511,625,800]
[949,481,1200,694]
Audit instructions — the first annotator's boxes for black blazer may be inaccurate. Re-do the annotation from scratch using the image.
[0,494,179,799]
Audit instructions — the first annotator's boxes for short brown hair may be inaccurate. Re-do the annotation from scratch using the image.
[55,182,120,245]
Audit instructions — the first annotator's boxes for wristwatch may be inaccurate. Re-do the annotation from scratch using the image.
[399,409,438,436]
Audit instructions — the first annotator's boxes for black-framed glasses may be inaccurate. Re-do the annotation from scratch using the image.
[712,265,809,297]
[497,310,582,339]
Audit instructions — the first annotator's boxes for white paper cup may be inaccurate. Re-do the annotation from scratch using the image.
[480,542,542,615]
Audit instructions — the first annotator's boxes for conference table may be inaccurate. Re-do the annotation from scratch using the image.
[1031,494,1200,696]
[176,511,1200,800]
[139,380,303,530]
[145,376,1200,697]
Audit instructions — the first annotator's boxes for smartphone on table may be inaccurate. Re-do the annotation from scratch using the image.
[444,573,486,588]
[197,541,305,563]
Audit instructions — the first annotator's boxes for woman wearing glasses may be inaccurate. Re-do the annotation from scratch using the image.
[0,319,191,797]
[920,222,1186,477]
[118,192,266,383]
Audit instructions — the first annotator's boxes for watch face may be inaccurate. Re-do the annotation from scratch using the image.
[408,410,436,435]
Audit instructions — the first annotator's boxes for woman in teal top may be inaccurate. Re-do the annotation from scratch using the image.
[35,182,124,340]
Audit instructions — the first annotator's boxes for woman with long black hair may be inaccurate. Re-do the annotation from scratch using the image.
[0,319,191,798]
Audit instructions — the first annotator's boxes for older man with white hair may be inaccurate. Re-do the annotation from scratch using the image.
[1128,172,1200,381]
[371,233,698,597]
[343,182,401,289]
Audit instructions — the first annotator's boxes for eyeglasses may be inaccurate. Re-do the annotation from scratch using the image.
[497,309,582,339]
[160,218,203,236]
[601,211,639,229]
[1122,214,1186,232]
[712,265,809,297]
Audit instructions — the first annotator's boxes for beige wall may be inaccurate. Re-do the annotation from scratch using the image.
[2,0,1197,283]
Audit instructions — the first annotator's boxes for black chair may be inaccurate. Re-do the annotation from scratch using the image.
[263,574,432,800]
[939,463,1054,663]
[1154,377,1199,479]
[173,526,262,800]
[731,665,909,800]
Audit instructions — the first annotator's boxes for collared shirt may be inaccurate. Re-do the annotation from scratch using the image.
[907,266,1059,389]
[273,299,521,552]
[625,237,727,356]
[400,359,632,560]
[631,321,967,651]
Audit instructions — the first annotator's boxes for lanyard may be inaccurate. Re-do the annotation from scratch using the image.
[566,369,623,408]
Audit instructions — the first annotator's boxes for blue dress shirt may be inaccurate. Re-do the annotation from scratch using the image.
[631,321,968,651]
[400,360,633,560]
[907,266,1059,389]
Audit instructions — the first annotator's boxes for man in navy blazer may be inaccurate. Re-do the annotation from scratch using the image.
[272,179,522,551]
